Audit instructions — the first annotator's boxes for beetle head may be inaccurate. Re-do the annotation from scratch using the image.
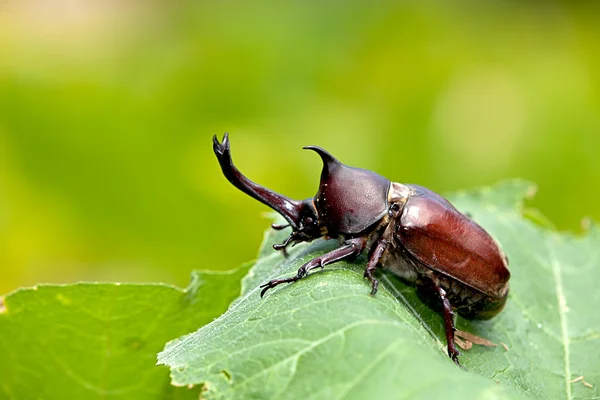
[213,134,321,251]
[304,146,390,236]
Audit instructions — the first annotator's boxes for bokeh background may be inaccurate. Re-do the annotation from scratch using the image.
[1,1,599,295]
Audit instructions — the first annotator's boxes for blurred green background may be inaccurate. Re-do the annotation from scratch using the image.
[0,2,598,294]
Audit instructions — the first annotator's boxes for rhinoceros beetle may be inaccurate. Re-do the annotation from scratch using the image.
[212,133,510,365]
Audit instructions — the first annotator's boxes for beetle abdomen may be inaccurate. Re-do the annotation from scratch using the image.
[396,185,510,298]
[433,271,508,319]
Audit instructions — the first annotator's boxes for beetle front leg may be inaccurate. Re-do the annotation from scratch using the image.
[363,239,388,295]
[416,277,461,365]
[260,239,365,297]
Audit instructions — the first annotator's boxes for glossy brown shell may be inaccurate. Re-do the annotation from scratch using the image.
[396,185,510,298]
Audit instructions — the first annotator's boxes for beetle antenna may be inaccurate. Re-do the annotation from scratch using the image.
[213,133,305,229]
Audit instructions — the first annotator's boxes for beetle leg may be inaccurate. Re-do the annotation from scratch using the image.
[363,239,388,295]
[273,229,313,258]
[437,286,461,366]
[273,234,294,257]
[416,278,461,365]
[260,239,364,297]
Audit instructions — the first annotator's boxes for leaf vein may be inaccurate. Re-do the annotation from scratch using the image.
[335,338,404,400]
[222,319,404,394]
[548,241,572,400]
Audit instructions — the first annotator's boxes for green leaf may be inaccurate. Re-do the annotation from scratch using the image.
[448,181,600,399]
[159,180,600,399]
[0,265,250,399]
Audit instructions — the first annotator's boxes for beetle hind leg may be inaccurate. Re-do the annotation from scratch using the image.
[416,277,461,365]
[260,239,364,297]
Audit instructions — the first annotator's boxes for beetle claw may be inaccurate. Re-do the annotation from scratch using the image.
[363,269,379,295]
[450,352,466,370]
[259,271,304,298]
[364,271,378,295]
[259,282,275,298]
[260,280,281,297]
[273,233,294,256]
[370,279,379,295]
[451,354,461,366]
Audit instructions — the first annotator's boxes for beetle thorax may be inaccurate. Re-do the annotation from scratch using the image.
[307,147,391,236]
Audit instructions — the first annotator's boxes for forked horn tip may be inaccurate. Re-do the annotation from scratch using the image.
[213,133,231,156]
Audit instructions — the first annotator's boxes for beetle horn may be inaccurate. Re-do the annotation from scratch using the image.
[303,146,342,179]
[213,133,305,229]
